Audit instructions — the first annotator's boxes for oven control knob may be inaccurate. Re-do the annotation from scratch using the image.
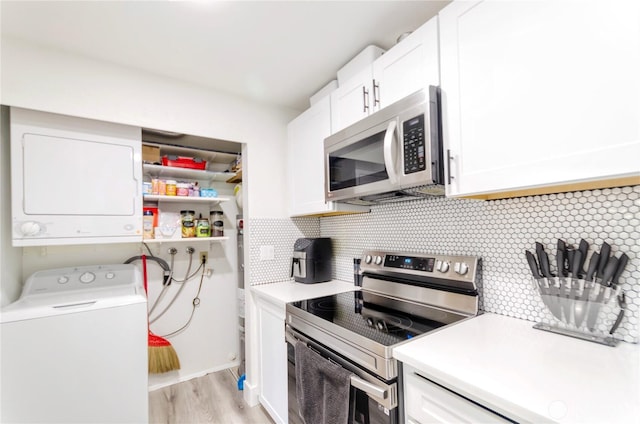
[439,261,450,273]
[374,256,383,265]
[455,262,469,275]
[376,321,386,331]
[364,255,373,264]
[366,317,375,327]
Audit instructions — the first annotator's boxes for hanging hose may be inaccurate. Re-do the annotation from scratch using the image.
[149,249,194,324]
[159,264,207,338]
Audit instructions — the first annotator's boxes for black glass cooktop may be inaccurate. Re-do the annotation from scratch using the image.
[288,290,453,347]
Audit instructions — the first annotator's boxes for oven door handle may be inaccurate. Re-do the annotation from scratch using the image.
[350,375,388,400]
[286,330,388,400]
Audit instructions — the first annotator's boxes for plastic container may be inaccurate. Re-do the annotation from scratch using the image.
[176,183,190,197]
[142,182,152,195]
[157,180,167,195]
[143,210,155,239]
[166,180,177,196]
[200,188,218,198]
[210,211,224,237]
[180,210,196,238]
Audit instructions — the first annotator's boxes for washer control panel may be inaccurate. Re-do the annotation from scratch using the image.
[20,264,140,299]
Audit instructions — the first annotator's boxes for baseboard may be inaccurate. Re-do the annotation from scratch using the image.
[243,380,260,407]
[148,361,239,392]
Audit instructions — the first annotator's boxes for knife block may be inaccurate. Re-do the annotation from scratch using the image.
[532,277,623,346]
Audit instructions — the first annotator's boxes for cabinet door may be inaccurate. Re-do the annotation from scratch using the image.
[404,369,510,423]
[288,97,369,216]
[257,298,287,424]
[330,67,374,133]
[440,0,640,197]
[373,16,439,110]
[288,96,333,216]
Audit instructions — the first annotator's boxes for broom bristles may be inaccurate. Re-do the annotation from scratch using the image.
[149,344,181,374]
[148,332,180,374]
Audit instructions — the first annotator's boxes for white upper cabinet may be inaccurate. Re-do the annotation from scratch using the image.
[372,16,439,111]
[440,0,640,198]
[330,66,373,133]
[331,16,440,133]
[287,96,369,217]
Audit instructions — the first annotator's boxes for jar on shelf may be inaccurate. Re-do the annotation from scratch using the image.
[143,210,155,239]
[166,180,177,196]
[210,210,224,237]
[196,215,210,238]
[180,210,196,238]
[176,183,190,197]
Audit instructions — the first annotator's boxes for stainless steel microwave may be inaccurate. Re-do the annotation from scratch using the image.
[324,87,444,205]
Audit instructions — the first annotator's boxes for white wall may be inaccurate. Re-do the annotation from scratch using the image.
[0,36,299,389]
[1,36,297,219]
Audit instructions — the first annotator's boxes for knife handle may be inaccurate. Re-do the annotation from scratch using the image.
[578,239,589,275]
[566,247,575,277]
[526,250,542,279]
[556,239,567,277]
[600,256,618,287]
[585,252,600,282]
[610,253,628,289]
[571,250,583,280]
[597,242,611,279]
[535,242,554,278]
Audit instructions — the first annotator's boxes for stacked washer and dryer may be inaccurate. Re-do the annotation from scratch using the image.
[0,264,149,423]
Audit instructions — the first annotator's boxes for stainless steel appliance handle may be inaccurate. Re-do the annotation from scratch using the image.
[350,375,387,399]
[285,331,388,400]
[383,120,398,184]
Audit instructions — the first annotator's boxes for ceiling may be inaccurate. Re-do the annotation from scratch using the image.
[0,1,449,112]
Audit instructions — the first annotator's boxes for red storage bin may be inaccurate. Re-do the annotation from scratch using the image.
[161,155,207,170]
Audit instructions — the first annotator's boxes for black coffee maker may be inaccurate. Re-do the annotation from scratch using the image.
[290,238,332,284]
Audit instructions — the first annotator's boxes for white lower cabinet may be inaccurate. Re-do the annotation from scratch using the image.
[439,0,640,198]
[403,365,510,424]
[256,296,287,424]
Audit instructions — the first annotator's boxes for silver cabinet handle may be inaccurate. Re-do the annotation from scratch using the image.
[362,86,370,113]
[446,149,455,185]
[373,79,380,107]
[350,375,387,399]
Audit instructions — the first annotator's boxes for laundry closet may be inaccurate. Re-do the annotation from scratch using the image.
[2,106,246,419]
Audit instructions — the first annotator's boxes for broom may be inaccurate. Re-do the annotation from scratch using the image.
[142,254,181,373]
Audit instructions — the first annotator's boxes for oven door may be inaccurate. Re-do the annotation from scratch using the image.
[286,326,399,424]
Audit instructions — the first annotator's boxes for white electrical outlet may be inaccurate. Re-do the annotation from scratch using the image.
[259,245,275,261]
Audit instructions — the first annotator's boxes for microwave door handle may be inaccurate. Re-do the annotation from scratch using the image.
[383,120,398,184]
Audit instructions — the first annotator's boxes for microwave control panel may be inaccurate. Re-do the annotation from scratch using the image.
[402,114,426,175]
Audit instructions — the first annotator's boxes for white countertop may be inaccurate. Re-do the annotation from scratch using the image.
[250,279,356,306]
[394,313,640,423]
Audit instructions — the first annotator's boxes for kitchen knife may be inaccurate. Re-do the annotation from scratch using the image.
[571,250,583,280]
[574,252,600,328]
[525,250,542,279]
[610,253,628,290]
[585,252,600,282]
[577,239,589,278]
[556,239,568,277]
[527,250,562,320]
[586,256,618,331]
[535,242,554,278]
[609,292,627,335]
[597,242,611,280]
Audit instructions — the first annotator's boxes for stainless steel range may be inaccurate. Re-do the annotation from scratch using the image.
[285,250,481,424]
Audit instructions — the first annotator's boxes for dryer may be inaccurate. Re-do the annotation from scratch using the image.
[0,264,148,423]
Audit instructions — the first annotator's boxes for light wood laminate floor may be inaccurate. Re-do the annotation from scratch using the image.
[149,370,273,424]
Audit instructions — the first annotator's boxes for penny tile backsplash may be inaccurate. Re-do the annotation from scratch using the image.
[249,185,640,343]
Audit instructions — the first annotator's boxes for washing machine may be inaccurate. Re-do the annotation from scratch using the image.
[1,264,148,423]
